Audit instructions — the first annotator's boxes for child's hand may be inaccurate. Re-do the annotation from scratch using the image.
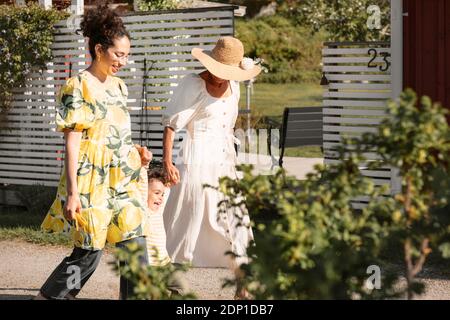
[135,144,153,167]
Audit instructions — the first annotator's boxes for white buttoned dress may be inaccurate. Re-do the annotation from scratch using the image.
[162,73,253,268]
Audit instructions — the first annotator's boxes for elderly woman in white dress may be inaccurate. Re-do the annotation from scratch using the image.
[161,37,262,298]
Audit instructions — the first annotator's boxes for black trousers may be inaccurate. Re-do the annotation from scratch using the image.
[39,236,148,300]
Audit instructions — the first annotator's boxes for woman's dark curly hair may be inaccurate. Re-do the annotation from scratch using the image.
[79,1,130,60]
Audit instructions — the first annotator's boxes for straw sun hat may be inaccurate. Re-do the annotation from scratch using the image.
[191,36,262,81]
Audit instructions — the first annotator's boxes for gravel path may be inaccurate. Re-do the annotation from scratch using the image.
[0,240,448,300]
[0,240,234,300]
[238,154,323,180]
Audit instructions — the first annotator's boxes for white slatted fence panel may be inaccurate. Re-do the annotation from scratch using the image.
[322,42,392,206]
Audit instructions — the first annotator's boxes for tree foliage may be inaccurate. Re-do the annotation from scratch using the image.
[236,15,324,83]
[111,242,196,300]
[277,0,391,42]
[0,4,68,111]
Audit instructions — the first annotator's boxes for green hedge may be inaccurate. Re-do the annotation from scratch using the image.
[0,4,67,111]
[235,15,325,84]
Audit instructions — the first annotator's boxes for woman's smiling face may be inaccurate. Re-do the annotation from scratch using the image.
[96,36,131,76]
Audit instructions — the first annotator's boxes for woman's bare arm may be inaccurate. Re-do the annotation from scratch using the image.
[63,129,82,220]
[163,126,175,165]
[162,126,180,185]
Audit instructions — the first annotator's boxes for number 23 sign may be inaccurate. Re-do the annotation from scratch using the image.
[367,49,391,72]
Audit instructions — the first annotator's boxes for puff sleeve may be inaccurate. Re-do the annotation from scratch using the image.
[161,73,204,132]
[117,77,129,98]
[55,76,96,132]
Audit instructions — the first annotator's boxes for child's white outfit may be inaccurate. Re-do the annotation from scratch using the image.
[138,168,171,266]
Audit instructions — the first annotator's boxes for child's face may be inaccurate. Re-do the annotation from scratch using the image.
[147,179,165,211]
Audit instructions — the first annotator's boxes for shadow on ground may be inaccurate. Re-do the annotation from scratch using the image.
[0,288,38,300]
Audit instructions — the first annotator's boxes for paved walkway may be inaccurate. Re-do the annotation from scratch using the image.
[237,153,323,179]
[0,240,234,300]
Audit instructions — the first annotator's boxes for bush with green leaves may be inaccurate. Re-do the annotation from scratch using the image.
[135,0,182,11]
[215,160,400,299]
[0,4,67,111]
[215,88,449,299]
[12,184,57,216]
[111,241,196,300]
[236,15,324,83]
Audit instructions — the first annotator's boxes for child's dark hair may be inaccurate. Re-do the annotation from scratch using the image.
[147,167,168,186]
[79,1,130,60]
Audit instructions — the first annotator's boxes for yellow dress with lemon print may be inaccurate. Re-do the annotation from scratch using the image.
[41,71,150,250]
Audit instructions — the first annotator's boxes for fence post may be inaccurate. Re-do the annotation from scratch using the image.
[70,0,85,71]
[72,0,84,15]
[390,0,403,195]
[244,80,252,143]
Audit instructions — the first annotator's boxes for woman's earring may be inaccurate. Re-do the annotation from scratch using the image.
[97,55,101,63]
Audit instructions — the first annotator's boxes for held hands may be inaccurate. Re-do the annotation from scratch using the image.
[164,161,180,186]
[135,144,153,167]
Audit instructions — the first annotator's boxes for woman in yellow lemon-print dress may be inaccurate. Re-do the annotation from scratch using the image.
[41,72,150,249]
[35,4,152,300]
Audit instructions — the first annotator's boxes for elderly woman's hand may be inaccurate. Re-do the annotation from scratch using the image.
[164,161,180,186]
[135,144,153,167]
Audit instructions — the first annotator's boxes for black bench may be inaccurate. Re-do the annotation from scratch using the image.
[268,107,323,168]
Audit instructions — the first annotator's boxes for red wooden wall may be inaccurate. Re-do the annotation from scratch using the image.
[403,0,450,115]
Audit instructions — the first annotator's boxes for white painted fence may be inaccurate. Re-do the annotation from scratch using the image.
[322,41,393,208]
[0,6,235,187]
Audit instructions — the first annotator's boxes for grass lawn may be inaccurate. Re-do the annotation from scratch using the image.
[0,206,71,246]
[239,82,323,158]
[284,146,323,158]
[239,82,323,118]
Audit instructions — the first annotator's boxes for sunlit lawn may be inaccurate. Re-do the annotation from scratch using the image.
[239,82,324,158]
[0,206,71,246]
[239,82,323,118]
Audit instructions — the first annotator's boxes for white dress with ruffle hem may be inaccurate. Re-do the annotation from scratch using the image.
[162,73,253,268]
